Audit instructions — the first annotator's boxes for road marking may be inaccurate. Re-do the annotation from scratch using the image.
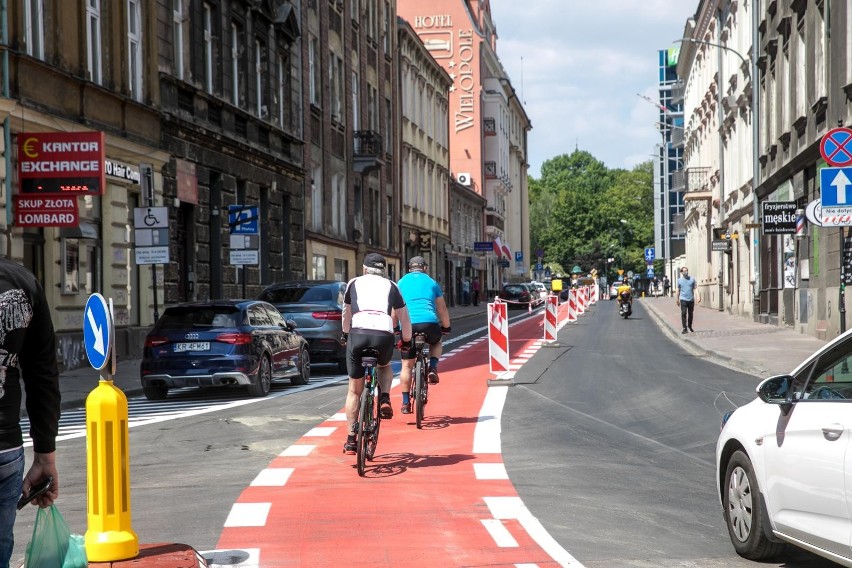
[279,445,315,457]
[304,427,335,437]
[484,497,583,567]
[224,503,270,527]
[474,462,508,480]
[328,412,347,421]
[473,386,507,454]
[481,518,519,547]
[250,468,293,487]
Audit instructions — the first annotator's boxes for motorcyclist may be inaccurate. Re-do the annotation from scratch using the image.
[616,279,633,312]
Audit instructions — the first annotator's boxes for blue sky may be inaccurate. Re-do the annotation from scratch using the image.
[488,0,697,178]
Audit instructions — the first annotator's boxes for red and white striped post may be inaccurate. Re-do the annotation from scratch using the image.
[567,289,577,324]
[543,294,558,342]
[488,299,510,374]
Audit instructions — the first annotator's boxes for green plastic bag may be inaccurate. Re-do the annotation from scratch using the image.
[23,505,87,568]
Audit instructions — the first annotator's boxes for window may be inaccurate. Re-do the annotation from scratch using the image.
[278,54,288,129]
[86,0,102,84]
[368,85,377,130]
[385,196,392,249]
[352,72,359,131]
[331,174,346,237]
[203,3,214,92]
[128,0,143,101]
[231,22,243,106]
[334,259,348,282]
[255,39,266,117]
[173,0,184,80]
[330,54,343,122]
[382,1,390,53]
[351,0,359,21]
[311,166,323,229]
[308,35,319,105]
[24,0,44,60]
[385,97,392,153]
[312,255,327,280]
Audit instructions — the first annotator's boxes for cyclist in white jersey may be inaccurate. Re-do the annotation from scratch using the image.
[340,252,412,453]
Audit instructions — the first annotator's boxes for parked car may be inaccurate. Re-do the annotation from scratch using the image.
[716,329,852,564]
[531,281,548,301]
[140,300,310,400]
[259,280,347,372]
[498,283,534,310]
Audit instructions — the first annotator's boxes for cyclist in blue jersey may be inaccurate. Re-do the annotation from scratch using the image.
[396,256,451,414]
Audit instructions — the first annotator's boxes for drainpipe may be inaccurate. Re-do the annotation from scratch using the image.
[2,0,11,259]
[717,8,726,312]
[751,0,761,320]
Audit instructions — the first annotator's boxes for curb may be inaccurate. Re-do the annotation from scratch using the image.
[641,300,768,379]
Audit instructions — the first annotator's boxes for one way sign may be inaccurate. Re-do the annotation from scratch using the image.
[820,167,852,207]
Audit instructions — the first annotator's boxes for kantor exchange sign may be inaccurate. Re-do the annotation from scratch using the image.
[18,131,106,195]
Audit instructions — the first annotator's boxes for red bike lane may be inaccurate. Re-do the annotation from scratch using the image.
[214,306,582,567]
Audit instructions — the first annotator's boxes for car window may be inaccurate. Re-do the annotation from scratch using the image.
[248,304,272,327]
[504,285,525,294]
[260,285,331,303]
[263,303,286,327]
[797,341,852,400]
[158,306,241,328]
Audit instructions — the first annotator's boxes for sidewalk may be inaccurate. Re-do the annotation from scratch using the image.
[641,296,828,378]
[49,302,490,414]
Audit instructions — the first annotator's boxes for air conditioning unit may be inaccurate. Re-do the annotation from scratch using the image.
[457,173,471,186]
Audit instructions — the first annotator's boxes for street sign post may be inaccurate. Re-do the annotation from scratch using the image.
[84,293,113,373]
[644,247,655,262]
[819,167,852,227]
[820,127,852,167]
[228,205,259,234]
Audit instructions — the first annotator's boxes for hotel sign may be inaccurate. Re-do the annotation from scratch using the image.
[414,15,475,134]
[18,131,105,195]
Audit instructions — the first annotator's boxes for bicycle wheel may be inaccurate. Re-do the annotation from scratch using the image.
[367,379,381,460]
[356,378,372,476]
[414,358,425,429]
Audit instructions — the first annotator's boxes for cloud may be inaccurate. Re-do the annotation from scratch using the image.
[489,0,697,176]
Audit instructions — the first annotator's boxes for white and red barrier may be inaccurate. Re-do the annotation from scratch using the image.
[590,284,599,304]
[488,299,510,374]
[566,289,577,324]
[543,295,558,342]
[577,287,587,315]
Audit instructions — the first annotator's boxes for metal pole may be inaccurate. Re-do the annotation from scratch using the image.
[751,0,761,320]
[717,11,726,313]
[842,228,847,334]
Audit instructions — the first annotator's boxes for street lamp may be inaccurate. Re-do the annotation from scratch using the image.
[674,21,760,318]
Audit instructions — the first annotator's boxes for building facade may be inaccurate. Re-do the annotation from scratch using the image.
[397,17,452,288]
[675,0,852,340]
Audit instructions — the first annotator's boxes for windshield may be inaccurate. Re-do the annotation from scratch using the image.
[157,306,242,328]
[260,285,336,304]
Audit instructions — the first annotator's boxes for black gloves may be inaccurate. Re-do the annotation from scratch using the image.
[441,325,451,335]
[340,332,348,345]
[396,338,412,353]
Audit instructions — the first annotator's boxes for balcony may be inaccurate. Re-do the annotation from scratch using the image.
[353,130,383,174]
[484,161,497,178]
[670,81,684,104]
[671,167,710,193]
[671,128,684,148]
[483,117,496,136]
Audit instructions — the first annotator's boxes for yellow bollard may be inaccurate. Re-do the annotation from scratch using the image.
[85,379,139,561]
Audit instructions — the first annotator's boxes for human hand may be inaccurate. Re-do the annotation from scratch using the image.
[24,452,58,507]
[339,332,348,345]
[676,299,680,307]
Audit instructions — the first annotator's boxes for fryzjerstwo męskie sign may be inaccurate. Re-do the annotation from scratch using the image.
[17,131,105,195]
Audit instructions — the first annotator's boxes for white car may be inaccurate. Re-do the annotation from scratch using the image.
[716,329,852,565]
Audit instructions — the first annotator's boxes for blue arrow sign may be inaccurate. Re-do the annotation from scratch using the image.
[820,167,852,207]
[84,293,112,371]
[644,247,655,262]
[228,205,259,235]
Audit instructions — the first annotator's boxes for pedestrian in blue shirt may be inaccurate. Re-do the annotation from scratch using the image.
[676,266,700,334]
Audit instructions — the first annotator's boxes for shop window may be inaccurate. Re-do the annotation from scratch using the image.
[312,254,326,279]
[62,238,80,294]
[334,258,348,282]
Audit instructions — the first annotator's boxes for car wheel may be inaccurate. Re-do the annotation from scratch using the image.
[723,450,785,560]
[248,356,272,397]
[291,349,310,386]
[143,384,168,401]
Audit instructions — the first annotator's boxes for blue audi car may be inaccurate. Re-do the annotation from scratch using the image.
[140,300,310,400]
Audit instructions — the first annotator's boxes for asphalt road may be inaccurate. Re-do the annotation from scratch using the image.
[502,300,838,567]
[10,304,841,566]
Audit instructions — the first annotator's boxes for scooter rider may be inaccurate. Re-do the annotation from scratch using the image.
[616,279,633,312]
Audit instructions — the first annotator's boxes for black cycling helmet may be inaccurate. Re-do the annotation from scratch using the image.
[408,255,427,271]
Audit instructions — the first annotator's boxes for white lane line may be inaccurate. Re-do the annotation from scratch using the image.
[224,503,271,527]
[473,386,507,454]
[250,468,293,487]
[474,462,508,480]
[304,427,336,437]
[515,564,540,568]
[280,445,315,457]
[481,519,519,547]
[484,497,583,568]
[328,413,347,421]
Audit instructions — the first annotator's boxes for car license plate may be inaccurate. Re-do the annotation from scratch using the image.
[174,342,210,352]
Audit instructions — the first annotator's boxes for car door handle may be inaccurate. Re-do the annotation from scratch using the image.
[822,424,845,441]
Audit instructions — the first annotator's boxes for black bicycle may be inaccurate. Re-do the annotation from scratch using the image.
[355,349,381,476]
[410,332,430,429]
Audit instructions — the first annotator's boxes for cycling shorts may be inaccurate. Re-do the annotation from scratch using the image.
[346,330,395,378]
[401,322,442,360]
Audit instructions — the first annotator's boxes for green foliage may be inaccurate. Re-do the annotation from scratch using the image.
[529,150,655,282]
